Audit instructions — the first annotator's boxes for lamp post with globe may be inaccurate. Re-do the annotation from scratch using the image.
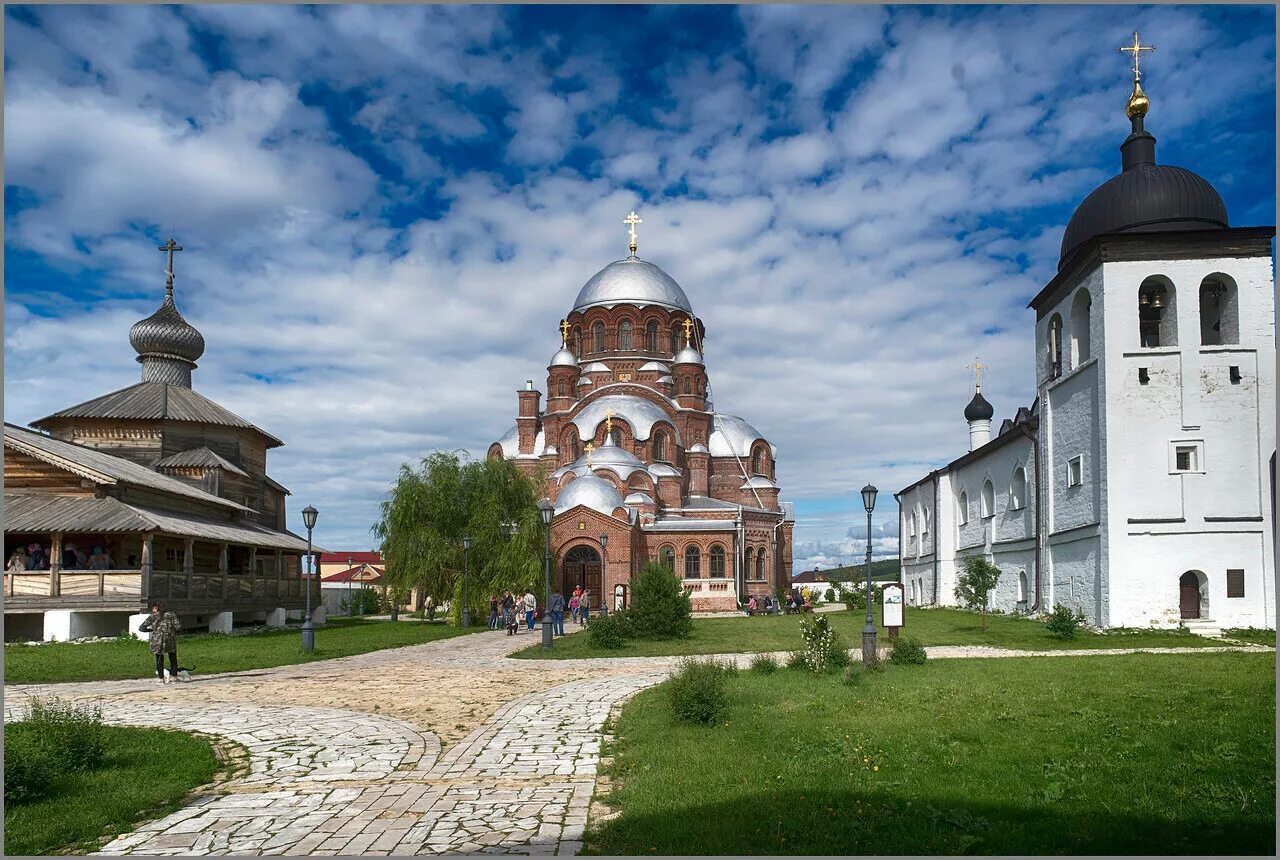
[860,484,878,666]
[539,500,554,649]
[300,505,318,652]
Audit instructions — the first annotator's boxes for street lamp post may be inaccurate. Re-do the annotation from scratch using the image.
[539,500,554,649]
[861,484,878,666]
[599,533,608,617]
[300,505,318,652]
[461,537,472,628]
[347,555,354,617]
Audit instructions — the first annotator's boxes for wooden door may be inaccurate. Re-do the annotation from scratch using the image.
[1179,572,1200,619]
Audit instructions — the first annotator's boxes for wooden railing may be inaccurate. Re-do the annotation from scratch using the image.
[4,569,310,605]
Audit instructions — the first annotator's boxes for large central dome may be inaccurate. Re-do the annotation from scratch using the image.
[572,257,693,313]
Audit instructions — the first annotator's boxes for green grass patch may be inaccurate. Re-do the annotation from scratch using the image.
[4,724,219,856]
[590,652,1276,855]
[512,607,1222,660]
[1224,628,1276,647]
[4,618,472,685]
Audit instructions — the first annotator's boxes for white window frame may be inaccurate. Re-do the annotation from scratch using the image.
[1169,440,1205,475]
[1066,455,1084,488]
[957,491,969,526]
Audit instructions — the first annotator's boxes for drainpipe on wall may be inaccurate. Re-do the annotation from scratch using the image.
[1022,425,1043,613]
[932,471,940,606]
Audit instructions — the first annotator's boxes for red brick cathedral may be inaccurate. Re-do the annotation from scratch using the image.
[489,214,794,611]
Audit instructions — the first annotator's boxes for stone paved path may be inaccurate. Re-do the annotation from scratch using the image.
[6,625,1268,856]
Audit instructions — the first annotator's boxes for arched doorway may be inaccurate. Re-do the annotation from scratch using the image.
[1179,571,1205,619]
[563,545,601,598]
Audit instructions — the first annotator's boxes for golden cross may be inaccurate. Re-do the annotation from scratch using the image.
[623,211,642,255]
[1119,30,1154,80]
[682,317,694,343]
[559,319,570,345]
[968,355,989,392]
[158,238,183,293]
[604,408,614,438]
[585,441,595,469]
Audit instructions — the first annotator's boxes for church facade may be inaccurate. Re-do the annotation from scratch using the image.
[898,40,1276,633]
[489,217,794,611]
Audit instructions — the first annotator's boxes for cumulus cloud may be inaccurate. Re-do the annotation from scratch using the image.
[3,5,1273,559]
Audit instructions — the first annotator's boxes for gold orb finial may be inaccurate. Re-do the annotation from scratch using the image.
[1119,31,1154,119]
[623,211,642,256]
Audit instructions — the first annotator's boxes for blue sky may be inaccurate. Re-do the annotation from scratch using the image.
[4,4,1275,569]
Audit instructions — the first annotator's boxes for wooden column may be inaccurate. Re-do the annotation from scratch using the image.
[249,547,258,600]
[141,533,154,602]
[218,544,229,602]
[275,550,283,600]
[184,537,195,601]
[49,532,63,597]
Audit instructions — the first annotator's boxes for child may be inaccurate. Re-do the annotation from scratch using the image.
[568,592,580,626]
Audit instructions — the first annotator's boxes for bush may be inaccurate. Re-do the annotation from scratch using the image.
[4,697,106,804]
[667,659,732,725]
[842,663,864,686]
[629,562,693,640]
[800,614,842,673]
[889,635,928,665]
[1046,604,1087,639]
[340,588,384,616]
[749,653,778,674]
[823,587,836,602]
[785,650,807,670]
[829,637,852,668]
[588,611,633,649]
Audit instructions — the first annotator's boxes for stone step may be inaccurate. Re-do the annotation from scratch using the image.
[1182,619,1223,638]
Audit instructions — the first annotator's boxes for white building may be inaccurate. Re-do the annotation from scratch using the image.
[898,60,1275,632]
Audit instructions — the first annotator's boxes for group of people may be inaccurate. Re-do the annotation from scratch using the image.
[743,591,812,616]
[6,542,118,572]
[486,585,598,637]
[744,594,782,616]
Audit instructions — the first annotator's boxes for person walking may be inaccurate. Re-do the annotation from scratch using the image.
[139,601,180,684]
[523,590,537,631]
[580,589,591,626]
[501,591,517,636]
[425,594,436,622]
[548,590,566,637]
[568,591,580,626]
[488,594,500,630]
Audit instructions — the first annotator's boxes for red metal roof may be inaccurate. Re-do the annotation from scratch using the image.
[321,565,384,583]
[319,551,382,564]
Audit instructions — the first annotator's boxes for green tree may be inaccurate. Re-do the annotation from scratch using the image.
[372,452,547,624]
[628,562,693,639]
[954,555,1002,629]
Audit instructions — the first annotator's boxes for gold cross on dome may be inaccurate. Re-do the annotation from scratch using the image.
[158,238,183,293]
[682,317,694,343]
[1119,30,1154,80]
[559,319,570,345]
[604,408,614,438]
[968,355,989,392]
[585,441,595,469]
[623,211,642,255]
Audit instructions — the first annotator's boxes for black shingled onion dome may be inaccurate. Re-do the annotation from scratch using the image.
[964,391,994,422]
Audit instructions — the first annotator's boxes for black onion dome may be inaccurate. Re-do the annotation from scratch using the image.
[129,292,206,364]
[1058,120,1228,270]
[964,391,994,421]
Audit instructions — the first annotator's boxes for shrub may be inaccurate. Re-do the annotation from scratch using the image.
[889,635,928,665]
[800,614,841,673]
[824,587,836,602]
[4,697,106,804]
[842,663,865,686]
[588,611,633,649]
[1046,604,1087,639]
[828,637,852,668]
[785,650,807,670]
[629,562,693,639]
[667,659,732,725]
[3,726,54,804]
[749,653,778,674]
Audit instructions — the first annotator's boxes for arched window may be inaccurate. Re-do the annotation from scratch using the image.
[684,545,701,579]
[659,545,674,570]
[958,491,969,526]
[751,448,763,475]
[756,551,766,581]
[619,320,632,351]
[646,320,659,353]
[608,426,621,446]
[670,324,681,354]
[653,432,667,462]
[744,548,754,580]
[908,512,917,538]
[1011,466,1026,510]
[683,377,692,395]
[1070,289,1091,365]
[557,380,566,398]
[709,545,726,578]
[1017,571,1028,605]
[922,506,931,539]
[1139,278,1176,348]
[1047,314,1063,379]
[1200,276,1238,345]
[593,321,606,353]
[981,479,995,519]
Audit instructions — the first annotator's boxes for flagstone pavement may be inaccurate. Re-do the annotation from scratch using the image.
[4,626,1268,856]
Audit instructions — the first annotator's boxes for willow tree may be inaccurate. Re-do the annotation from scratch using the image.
[373,452,547,623]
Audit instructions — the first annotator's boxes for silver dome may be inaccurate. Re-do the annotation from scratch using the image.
[555,474,625,517]
[638,361,670,372]
[572,257,693,313]
[552,439,650,482]
[624,492,655,506]
[739,476,778,490]
[673,345,703,366]
[709,413,767,458]
[550,347,579,368]
[572,394,681,444]
[582,362,610,373]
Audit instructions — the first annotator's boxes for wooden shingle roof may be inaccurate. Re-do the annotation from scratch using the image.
[154,447,249,477]
[31,381,284,448]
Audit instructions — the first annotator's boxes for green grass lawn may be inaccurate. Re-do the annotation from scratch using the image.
[4,724,220,856]
[590,652,1276,855]
[512,607,1223,660]
[1224,628,1276,647]
[4,617,472,685]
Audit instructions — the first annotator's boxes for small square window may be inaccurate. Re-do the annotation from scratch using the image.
[1138,367,1149,385]
[1229,366,1241,384]
[1066,456,1083,487]
[1226,569,1245,598]
[1171,442,1204,474]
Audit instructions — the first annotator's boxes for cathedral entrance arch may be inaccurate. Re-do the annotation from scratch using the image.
[1179,571,1206,620]
[562,545,602,599]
